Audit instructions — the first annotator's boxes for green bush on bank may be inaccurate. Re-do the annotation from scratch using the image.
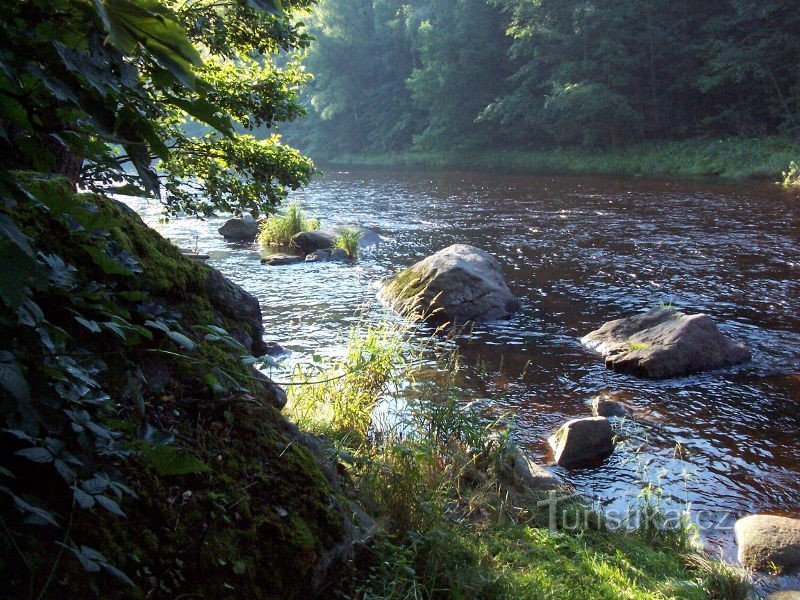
[285,324,751,599]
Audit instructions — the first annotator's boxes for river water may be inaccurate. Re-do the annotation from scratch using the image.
[125,169,799,562]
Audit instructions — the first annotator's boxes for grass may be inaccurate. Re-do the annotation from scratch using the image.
[319,136,800,182]
[783,160,800,186]
[628,342,652,351]
[257,201,320,246]
[285,322,751,599]
[334,228,360,260]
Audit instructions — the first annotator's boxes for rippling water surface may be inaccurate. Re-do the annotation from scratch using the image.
[126,169,799,559]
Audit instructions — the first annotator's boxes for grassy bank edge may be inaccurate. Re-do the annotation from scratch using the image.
[285,324,751,599]
[316,136,800,182]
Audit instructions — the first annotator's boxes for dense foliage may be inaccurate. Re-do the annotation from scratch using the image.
[282,0,800,155]
[0,0,313,217]
[0,1,342,595]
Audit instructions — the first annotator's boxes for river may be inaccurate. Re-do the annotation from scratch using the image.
[125,169,800,563]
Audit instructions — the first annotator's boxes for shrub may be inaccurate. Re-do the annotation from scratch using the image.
[334,228,360,259]
[257,202,319,246]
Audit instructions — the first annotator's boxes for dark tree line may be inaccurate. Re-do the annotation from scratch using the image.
[282,0,800,154]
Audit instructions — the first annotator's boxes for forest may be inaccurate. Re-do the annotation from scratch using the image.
[283,0,800,163]
[0,0,798,598]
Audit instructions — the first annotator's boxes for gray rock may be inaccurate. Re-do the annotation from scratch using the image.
[205,269,266,357]
[264,341,287,357]
[332,225,381,248]
[330,248,350,261]
[548,417,615,468]
[219,217,259,242]
[496,443,561,492]
[291,226,380,254]
[291,230,337,254]
[305,249,332,262]
[581,307,750,379]
[261,253,303,266]
[380,244,520,324]
[735,515,800,574]
[591,395,631,418]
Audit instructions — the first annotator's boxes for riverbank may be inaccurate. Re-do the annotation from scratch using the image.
[318,136,799,182]
[287,325,750,599]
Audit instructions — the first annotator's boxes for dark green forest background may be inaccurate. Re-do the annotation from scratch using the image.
[280,0,799,160]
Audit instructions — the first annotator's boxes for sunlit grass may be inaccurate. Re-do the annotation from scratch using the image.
[256,202,320,246]
[284,322,751,599]
[783,160,800,186]
[334,228,360,259]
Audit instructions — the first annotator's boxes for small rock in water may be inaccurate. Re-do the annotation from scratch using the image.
[219,217,260,242]
[735,514,800,574]
[591,394,631,418]
[548,417,615,468]
[261,253,302,266]
[330,248,350,261]
[496,443,561,491]
[264,341,286,357]
[305,249,332,262]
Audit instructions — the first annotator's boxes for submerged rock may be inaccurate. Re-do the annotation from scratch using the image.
[330,247,350,261]
[261,253,303,266]
[219,217,260,241]
[581,307,750,378]
[548,417,615,468]
[380,244,520,324]
[735,514,800,574]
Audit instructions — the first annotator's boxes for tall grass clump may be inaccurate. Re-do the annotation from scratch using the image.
[334,227,360,259]
[257,201,320,246]
[285,321,751,599]
[783,160,800,186]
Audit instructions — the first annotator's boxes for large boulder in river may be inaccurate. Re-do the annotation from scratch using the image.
[735,515,800,574]
[581,307,750,379]
[380,244,520,324]
[548,417,615,468]
[218,217,260,241]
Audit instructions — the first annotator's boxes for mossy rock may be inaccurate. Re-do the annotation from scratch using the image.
[0,176,369,598]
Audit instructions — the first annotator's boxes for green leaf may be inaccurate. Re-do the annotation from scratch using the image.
[83,246,133,276]
[15,447,53,463]
[75,317,102,333]
[142,444,209,476]
[166,96,234,136]
[166,330,195,351]
[74,487,96,509]
[95,494,126,517]
[0,352,30,402]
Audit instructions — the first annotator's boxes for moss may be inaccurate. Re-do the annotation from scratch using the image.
[0,177,349,598]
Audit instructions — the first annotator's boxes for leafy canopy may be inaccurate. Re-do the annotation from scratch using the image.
[0,0,315,218]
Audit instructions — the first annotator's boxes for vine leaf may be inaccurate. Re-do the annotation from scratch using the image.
[0,351,29,402]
